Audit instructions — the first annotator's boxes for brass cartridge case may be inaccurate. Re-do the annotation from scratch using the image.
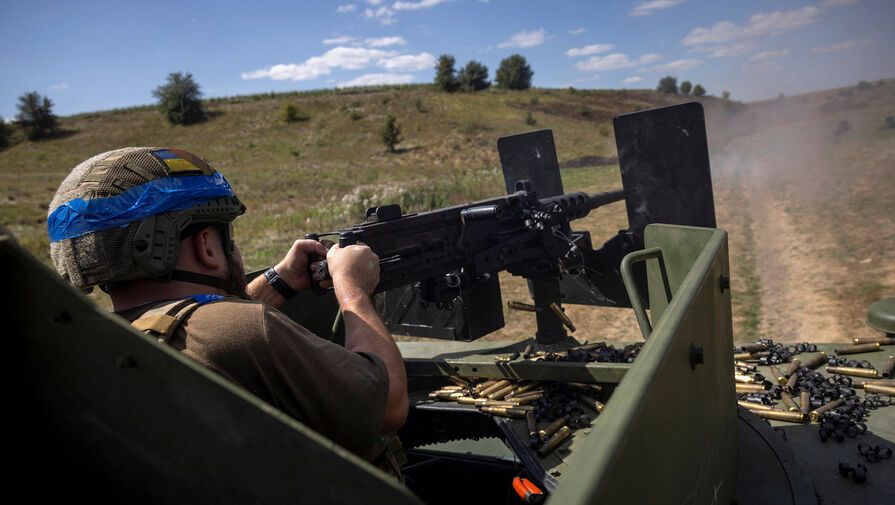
[784,359,802,378]
[733,352,756,361]
[481,407,530,419]
[785,373,799,393]
[738,401,776,411]
[853,336,895,345]
[508,301,540,312]
[751,409,806,423]
[851,380,895,389]
[489,384,517,400]
[741,343,768,353]
[835,343,881,355]
[549,302,576,332]
[522,343,534,357]
[538,416,568,441]
[802,352,828,370]
[863,384,895,396]
[474,380,498,392]
[566,382,603,394]
[735,361,757,371]
[780,392,800,412]
[882,355,895,378]
[800,392,810,415]
[578,394,605,414]
[446,377,469,387]
[826,366,879,379]
[735,374,757,384]
[526,410,538,438]
[509,382,541,396]
[735,383,768,393]
[512,392,544,405]
[429,391,464,401]
[537,426,571,457]
[809,398,846,422]
[769,365,787,386]
[572,342,602,352]
[479,380,511,397]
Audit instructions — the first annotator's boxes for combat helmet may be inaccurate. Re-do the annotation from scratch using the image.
[48,147,246,293]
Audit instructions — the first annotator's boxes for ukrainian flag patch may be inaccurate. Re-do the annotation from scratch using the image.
[150,149,211,174]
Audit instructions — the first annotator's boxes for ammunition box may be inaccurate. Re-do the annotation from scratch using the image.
[882,355,895,378]
[784,359,801,378]
[802,352,828,370]
[769,365,787,386]
[826,366,879,379]
[863,384,895,396]
[834,343,881,355]
[750,410,806,423]
[852,336,895,345]
[800,392,810,415]
[537,426,572,457]
[809,398,846,422]
[780,392,800,412]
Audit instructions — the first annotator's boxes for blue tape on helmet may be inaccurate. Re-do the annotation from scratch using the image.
[48,173,235,242]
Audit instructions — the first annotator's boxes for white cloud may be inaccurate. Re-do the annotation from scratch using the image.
[378,52,435,70]
[749,49,790,61]
[393,0,451,10]
[365,36,406,47]
[568,28,586,35]
[365,6,397,24]
[632,0,685,17]
[623,76,644,83]
[337,4,356,13]
[366,0,384,4]
[323,36,357,45]
[650,59,701,72]
[682,6,820,45]
[574,53,660,71]
[242,47,398,81]
[498,28,547,48]
[821,0,859,6]
[691,42,756,58]
[49,83,69,90]
[811,39,871,53]
[566,44,614,57]
[338,73,415,88]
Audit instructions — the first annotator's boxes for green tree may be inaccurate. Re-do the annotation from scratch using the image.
[722,90,731,101]
[381,115,402,153]
[279,102,308,123]
[152,72,205,125]
[457,60,490,91]
[16,91,58,140]
[692,84,706,96]
[679,80,692,96]
[0,119,13,148]
[656,75,678,94]
[434,54,459,92]
[495,54,533,90]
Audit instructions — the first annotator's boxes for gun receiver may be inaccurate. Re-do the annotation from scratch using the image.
[310,184,625,304]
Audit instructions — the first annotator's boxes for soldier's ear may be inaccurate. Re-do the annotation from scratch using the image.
[191,226,226,270]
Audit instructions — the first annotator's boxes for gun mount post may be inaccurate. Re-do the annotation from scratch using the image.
[529,275,568,344]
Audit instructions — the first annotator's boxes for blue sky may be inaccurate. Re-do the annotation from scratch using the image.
[2,0,893,119]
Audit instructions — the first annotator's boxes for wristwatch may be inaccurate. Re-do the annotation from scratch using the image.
[263,267,297,299]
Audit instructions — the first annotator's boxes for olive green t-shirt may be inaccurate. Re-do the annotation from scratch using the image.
[118,298,388,457]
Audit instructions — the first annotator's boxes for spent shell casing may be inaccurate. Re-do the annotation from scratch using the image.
[750,409,806,423]
[835,343,881,355]
[429,391,463,401]
[810,398,846,422]
[851,380,895,389]
[733,352,757,361]
[769,365,787,386]
[512,392,544,405]
[526,410,538,437]
[802,352,828,370]
[735,361,758,371]
[572,342,602,352]
[578,394,605,414]
[736,383,768,393]
[474,380,498,392]
[800,391,810,415]
[549,302,576,332]
[489,384,517,400]
[522,343,534,358]
[780,392,800,412]
[510,382,541,396]
[479,380,511,397]
[853,336,895,345]
[735,374,758,384]
[882,355,895,378]
[508,301,540,312]
[738,401,777,411]
[538,416,568,441]
[785,373,799,392]
[863,384,895,396]
[784,359,802,378]
[741,342,768,353]
[446,377,469,387]
[481,407,530,419]
[826,366,879,379]
[537,426,571,457]
[566,382,603,393]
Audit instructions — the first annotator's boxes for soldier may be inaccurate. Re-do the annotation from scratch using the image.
[47,147,408,463]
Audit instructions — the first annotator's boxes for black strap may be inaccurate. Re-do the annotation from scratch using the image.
[170,269,232,291]
[263,267,297,299]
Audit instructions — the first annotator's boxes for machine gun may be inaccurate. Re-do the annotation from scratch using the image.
[311,102,717,343]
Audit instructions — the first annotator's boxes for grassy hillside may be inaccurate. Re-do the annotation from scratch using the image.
[2,81,893,343]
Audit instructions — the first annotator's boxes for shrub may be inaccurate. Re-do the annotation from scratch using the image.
[577,104,591,117]
[657,76,678,94]
[834,119,850,136]
[722,90,731,101]
[381,115,402,152]
[457,60,490,91]
[857,80,872,91]
[692,84,706,96]
[529,96,539,105]
[495,54,533,90]
[16,91,58,140]
[434,54,459,92]
[679,80,692,95]
[349,110,363,121]
[0,119,13,148]
[279,102,309,123]
[414,97,426,112]
[152,72,204,125]
[885,116,895,129]
[525,111,536,125]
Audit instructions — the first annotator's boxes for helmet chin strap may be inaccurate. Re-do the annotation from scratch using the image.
[169,269,233,291]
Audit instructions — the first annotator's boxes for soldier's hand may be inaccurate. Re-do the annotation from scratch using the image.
[275,239,331,291]
[326,243,380,302]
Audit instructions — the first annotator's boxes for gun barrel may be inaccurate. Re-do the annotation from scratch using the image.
[587,188,626,209]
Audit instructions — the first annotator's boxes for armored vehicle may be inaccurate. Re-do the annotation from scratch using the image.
[4,103,892,504]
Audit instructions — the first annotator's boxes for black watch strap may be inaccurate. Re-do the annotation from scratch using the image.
[263,267,297,299]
